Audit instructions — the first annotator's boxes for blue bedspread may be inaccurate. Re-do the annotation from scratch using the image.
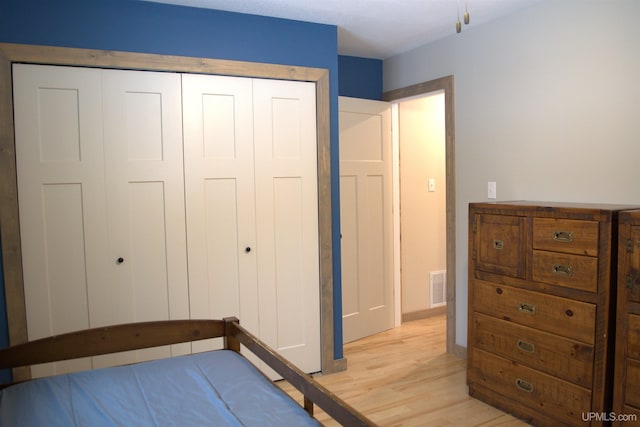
[0,350,320,426]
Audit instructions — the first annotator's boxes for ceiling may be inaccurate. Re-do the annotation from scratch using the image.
[142,0,542,59]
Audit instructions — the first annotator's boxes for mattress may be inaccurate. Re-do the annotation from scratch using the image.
[0,349,320,426]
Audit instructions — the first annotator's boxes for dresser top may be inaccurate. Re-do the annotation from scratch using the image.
[470,200,640,212]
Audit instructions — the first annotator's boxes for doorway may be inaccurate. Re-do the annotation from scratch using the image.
[383,75,459,356]
[394,91,447,325]
[339,76,457,355]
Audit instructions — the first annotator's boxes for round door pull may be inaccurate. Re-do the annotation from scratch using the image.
[245,247,251,253]
[116,257,124,264]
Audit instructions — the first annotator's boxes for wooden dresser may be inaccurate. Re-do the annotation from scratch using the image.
[613,210,640,426]
[467,201,634,426]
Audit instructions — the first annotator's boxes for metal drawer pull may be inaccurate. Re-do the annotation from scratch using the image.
[518,303,536,315]
[553,230,574,243]
[515,378,534,393]
[517,339,535,353]
[552,264,573,277]
[627,273,637,289]
[493,239,504,250]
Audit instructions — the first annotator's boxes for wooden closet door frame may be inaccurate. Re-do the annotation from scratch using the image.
[0,43,341,379]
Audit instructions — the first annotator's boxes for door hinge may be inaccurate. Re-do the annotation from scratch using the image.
[472,223,477,233]
[627,238,635,253]
[472,249,477,260]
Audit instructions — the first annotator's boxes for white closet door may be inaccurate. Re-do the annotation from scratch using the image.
[14,65,190,375]
[13,64,107,377]
[15,65,320,376]
[181,74,259,352]
[253,79,320,373]
[100,69,190,365]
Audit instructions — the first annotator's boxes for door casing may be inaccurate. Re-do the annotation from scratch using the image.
[383,76,461,357]
[0,42,342,380]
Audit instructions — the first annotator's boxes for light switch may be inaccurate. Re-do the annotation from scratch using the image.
[488,181,497,199]
[428,178,435,192]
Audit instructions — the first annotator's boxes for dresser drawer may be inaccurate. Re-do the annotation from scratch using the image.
[627,225,640,304]
[469,348,592,426]
[626,359,640,409]
[628,314,640,360]
[474,214,527,278]
[533,218,599,256]
[472,312,594,388]
[473,280,596,344]
[532,250,598,292]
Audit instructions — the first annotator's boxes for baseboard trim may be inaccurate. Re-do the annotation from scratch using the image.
[401,306,447,323]
[451,343,467,359]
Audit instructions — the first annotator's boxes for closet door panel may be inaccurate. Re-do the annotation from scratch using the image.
[253,79,320,373]
[13,64,106,377]
[202,179,242,314]
[182,74,259,352]
[125,182,173,319]
[272,177,307,347]
[101,69,190,364]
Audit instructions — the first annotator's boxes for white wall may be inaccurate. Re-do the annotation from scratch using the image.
[383,0,640,347]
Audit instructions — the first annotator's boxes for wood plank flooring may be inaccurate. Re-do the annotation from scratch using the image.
[279,315,530,426]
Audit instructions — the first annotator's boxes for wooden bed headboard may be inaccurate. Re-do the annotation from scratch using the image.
[0,319,230,369]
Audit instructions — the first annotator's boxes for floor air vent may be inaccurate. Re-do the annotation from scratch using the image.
[430,270,446,307]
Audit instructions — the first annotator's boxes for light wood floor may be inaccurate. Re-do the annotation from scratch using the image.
[279,315,530,426]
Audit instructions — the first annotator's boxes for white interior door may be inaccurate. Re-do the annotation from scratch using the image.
[253,79,320,373]
[14,64,106,376]
[182,74,260,352]
[14,65,190,375]
[183,75,320,374]
[339,96,394,343]
[100,69,191,365]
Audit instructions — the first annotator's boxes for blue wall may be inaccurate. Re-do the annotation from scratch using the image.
[0,0,344,359]
[338,55,383,100]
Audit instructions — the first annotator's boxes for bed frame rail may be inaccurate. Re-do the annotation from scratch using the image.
[224,318,375,427]
[0,317,376,427]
